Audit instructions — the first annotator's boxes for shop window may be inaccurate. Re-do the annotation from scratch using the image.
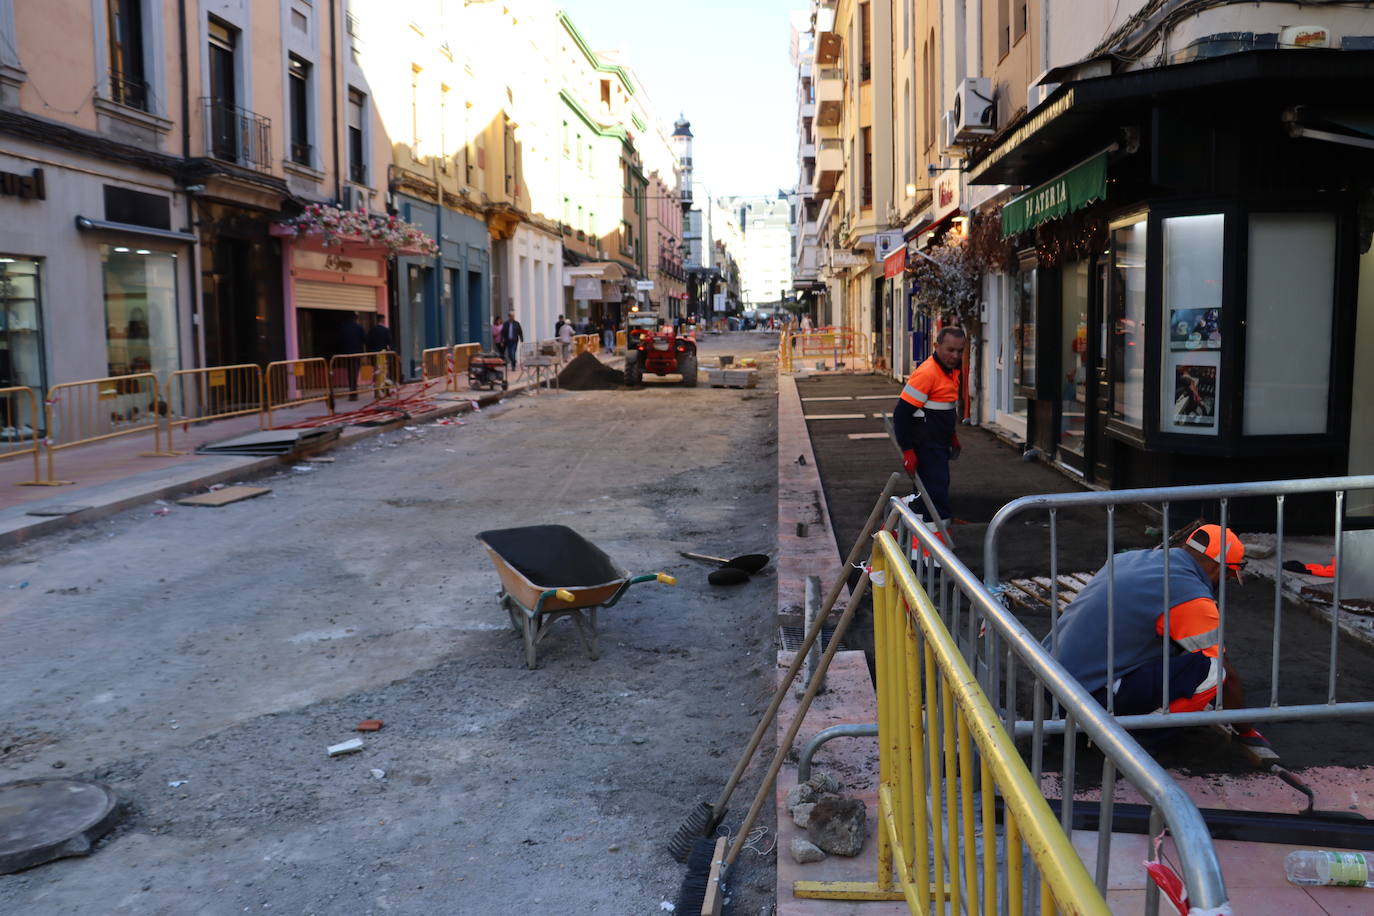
[1243,213,1335,435]
[1159,213,1223,436]
[1059,260,1090,456]
[1109,218,1147,427]
[1013,264,1036,390]
[102,246,177,379]
[0,257,47,428]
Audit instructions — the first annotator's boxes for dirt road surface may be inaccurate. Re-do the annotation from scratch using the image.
[0,333,781,915]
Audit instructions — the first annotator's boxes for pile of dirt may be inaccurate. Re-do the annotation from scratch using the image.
[557,351,625,390]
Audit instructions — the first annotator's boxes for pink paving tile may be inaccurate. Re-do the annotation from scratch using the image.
[1225,885,1332,915]
[1303,884,1374,914]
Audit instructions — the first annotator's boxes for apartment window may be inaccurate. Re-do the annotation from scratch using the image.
[998,0,1010,58]
[562,120,569,156]
[562,196,570,225]
[587,144,594,178]
[288,56,311,166]
[860,127,872,208]
[439,84,450,169]
[106,0,148,110]
[206,19,240,161]
[504,115,515,194]
[1014,0,1028,42]
[902,81,911,187]
[599,79,611,108]
[859,3,872,81]
[925,30,936,150]
[576,132,583,165]
[347,88,367,183]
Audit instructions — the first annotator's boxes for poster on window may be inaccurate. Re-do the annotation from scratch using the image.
[1171,363,1218,429]
[1168,308,1221,350]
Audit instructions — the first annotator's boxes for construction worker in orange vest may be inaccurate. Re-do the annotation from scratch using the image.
[1041,524,1270,750]
[893,326,965,523]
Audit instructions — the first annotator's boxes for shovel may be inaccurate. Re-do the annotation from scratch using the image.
[679,551,770,574]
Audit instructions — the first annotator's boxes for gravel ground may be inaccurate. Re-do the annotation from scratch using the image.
[0,332,782,915]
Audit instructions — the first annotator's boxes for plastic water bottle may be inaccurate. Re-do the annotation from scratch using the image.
[1284,850,1374,887]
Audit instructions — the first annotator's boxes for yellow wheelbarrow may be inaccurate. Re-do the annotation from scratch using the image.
[477,525,676,668]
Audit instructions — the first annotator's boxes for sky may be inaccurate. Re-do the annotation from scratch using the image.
[555,0,802,199]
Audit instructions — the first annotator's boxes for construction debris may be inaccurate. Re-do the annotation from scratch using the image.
[557,352,625,390]
[177,486,272,508]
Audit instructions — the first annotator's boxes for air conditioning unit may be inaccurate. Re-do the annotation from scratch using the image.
[953,77,995,141]
[1027,80,1059,112]
[939,110,963,155]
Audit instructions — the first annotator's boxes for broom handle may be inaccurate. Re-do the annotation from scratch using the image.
[725,548,885,868]
[706,474,902,822]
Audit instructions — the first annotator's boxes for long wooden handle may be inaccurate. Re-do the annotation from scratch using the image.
[707,479,900,828]
[680,551,730,565]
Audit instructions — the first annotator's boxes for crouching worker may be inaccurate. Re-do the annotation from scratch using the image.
[1041,524,1269,750]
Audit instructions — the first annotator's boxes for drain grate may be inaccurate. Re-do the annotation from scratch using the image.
[780,625,846,652]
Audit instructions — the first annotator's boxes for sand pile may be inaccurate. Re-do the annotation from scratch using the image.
[557,352,625,390]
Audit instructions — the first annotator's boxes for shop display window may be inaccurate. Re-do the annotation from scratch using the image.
[0,256,46,438]
[1159,213,1224,436]
[1109,218,1147,428]
[1059,260,1090,456]
[102,246,178,379]
[1014,264,1036,391]
[1243,213,1335,436]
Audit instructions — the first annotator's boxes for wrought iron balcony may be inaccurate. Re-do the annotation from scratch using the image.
[201,97,273,174]
[109,70,149,112]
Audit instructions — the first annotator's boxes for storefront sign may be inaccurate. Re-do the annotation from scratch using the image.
[292,248,380,277]
[0,168,45,200]
[830,250,870,269]
[883,247,907,279]
[933,173,959,221]
[1001,152,1106,237]
[635,280,654,291]
[573,277,601,299]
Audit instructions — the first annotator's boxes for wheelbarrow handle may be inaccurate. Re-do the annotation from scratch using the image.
[656,573,676,585]
[555,588,576,602]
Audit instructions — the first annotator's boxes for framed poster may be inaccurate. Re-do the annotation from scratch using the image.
[1161,350,1221,435]
[1168,307,1222,350]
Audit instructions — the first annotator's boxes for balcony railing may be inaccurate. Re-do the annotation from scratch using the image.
[201,97,273,174]
[109,70,149,112]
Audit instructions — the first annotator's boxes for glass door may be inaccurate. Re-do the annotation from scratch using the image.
[1090,255,1113,483]
[1057,260,1090,473]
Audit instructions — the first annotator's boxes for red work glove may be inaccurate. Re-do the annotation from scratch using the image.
[902,449,917,475]
[950,433,961,461]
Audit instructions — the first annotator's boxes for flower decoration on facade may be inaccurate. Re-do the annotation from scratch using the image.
[274,203,439,256]
[909,237,980,328]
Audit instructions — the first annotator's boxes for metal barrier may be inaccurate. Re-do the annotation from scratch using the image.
[453,343,481,382]
[328,350,401,402]
[824,498,1231,913]
[983,477,1374,736]
[796,515,1112,912]
[0,385,41,484]
[572,334,598,357]
[615,330,627,352]
[780,327,873,372]
[421,346,453,390]
[27,373,172,485]
[166,365,264,439]
[264,358,333,427]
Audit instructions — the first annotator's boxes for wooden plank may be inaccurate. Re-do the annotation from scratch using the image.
[805,413,867,420]
[799,396,853,402]
[177,486,272,507]
[1007,579,1054,610]
[847,433,890,440]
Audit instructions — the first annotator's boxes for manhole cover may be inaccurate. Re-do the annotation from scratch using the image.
[0,779,120,874]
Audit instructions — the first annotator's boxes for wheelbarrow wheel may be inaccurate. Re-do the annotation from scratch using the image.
[501,594,524,635]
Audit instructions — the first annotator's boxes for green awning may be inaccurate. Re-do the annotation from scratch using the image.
[1001,151,1107,237]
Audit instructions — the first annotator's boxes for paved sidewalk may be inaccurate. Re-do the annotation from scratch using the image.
[0,359,600,548]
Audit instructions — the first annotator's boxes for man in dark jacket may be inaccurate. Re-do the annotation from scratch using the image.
[501,312,524,369]
[339,313,367,399]
[365,313,392,352]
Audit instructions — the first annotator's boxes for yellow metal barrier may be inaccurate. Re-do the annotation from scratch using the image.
[781,328,873,372]
[24,373,173,486]
[421,346,453,390]
[328,350,401,403]
[795,530,1109,914]
[166,365,265,439]
[264,358,333,427]
[572,334,598,357]
[453,343,481,386]
[615,330,627,352]
[0,385,41,484]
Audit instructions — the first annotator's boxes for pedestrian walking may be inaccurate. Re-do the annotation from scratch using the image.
[501,311,524,370]
[558,319,575,362]
[1040,524,1271,750]
[491,315,504,352]
[365,313,392,352]
[800,314,814,333]
[601,315,615,353]
[893,326,965,525]
[555,314,567,338]
[339,312,367,400]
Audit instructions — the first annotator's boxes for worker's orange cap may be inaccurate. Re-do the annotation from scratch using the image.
[1186,524,1246,578]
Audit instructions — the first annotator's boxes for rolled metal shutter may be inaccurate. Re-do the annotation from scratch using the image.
[294,280,376,312]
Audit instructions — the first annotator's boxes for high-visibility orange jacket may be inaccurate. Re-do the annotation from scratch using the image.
[893,355,960,451]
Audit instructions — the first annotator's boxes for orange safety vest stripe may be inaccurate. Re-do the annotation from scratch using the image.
[899,357,959,409]
[1155,596,1221,658]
